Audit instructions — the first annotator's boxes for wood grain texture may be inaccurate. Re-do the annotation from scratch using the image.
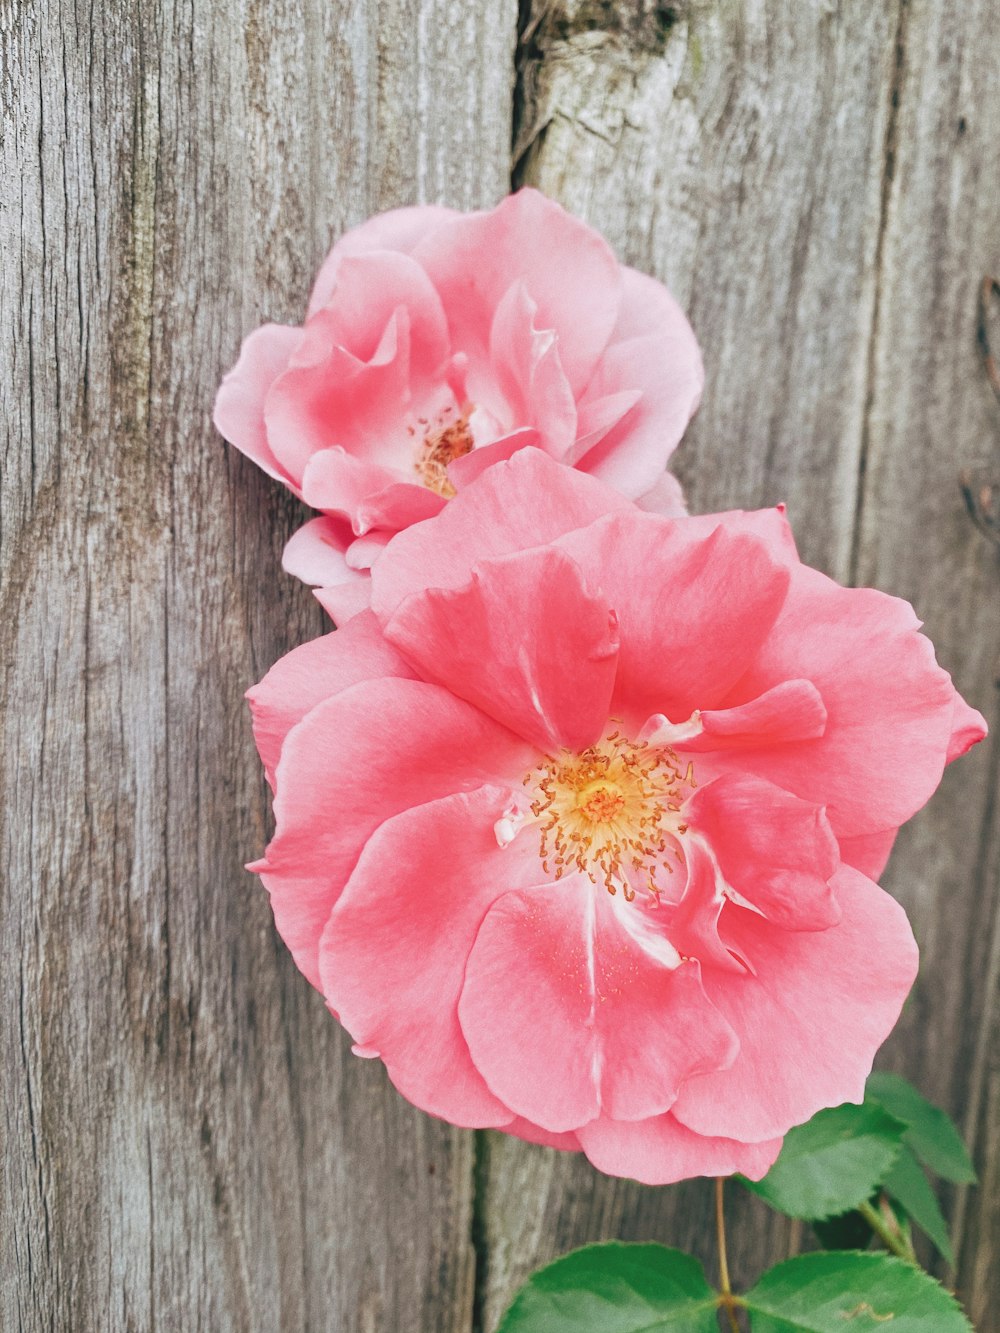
[4,0,999,1330]
[477,0,999,1327]
[0,2,515,1330]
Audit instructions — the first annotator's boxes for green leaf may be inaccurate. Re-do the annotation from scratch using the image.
[866,1072,976,1184]
[883,1143,955,1264]
[741,1102,906,1220]
[494,1241,719,1332]
[743,1251,973,1331]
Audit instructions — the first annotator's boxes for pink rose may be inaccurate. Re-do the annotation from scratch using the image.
[246,450,985,1184]
[215,190,702,622]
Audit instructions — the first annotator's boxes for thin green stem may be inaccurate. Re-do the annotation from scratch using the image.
[858,1198,918,1265]
[715,1177,741,1333]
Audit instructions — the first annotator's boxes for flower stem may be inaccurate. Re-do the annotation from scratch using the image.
[715,1177,741,1333]
[858,1197,918,1264]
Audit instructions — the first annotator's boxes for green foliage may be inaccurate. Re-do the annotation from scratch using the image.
[496,1076,978,1331]
[866,1072,976,1184]
[882,1144,954,1263]
[494,1242,719,1332]
[742,1074,974,1267]
[740,1102,906,1220]
[743,1251,973,1331]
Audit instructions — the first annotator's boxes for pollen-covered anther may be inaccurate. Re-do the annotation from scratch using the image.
[526,731,694,903]
[414,409,475,498]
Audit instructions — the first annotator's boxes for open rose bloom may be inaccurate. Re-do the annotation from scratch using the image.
[214,190,702,621]
[247,451,985,1184]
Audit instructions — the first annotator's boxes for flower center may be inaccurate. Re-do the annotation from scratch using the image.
[525,731,694,902]
[414,411,474,498]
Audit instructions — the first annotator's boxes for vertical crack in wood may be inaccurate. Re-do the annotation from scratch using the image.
[511,0,539,188]
[949,724,1000,1272]
[848,0,909,585]
[511,0,679,189]
[469,1131,490,1333]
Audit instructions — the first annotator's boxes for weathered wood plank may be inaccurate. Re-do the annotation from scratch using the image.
[0,2,515,1330]
[479,1,999,1327]
[848,5,1000,1325]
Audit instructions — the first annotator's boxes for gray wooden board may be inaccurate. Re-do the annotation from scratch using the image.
[484,1,1000,1329]
[1,1,514,1329]
[3,1,999,1330]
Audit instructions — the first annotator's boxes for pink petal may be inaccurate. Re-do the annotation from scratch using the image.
[837,829,897,880]
[678,504,798,561]
[320,788,538,1128]
[614,263,699,343]
[258,677,533,989]
[309,205,459,315]
[446,428,541,490]
[412,189,622,394]
[371,448,632,621]
[694,679,828,749]
[281,515,358,587]
[344,531,392,570]
[305,250,449,380]
[720,568,977,837]
[686,774,841,931]
[459,882,737,1133]
[641,679,828,753]
[213,323,305,490]
[570,266,703,495]
[246,611,416,788]
[671,864,918,1143]
[300,448,403,513]
[577,1112,782,1186]
[314,581,373,624]
[265,307,414,479]
[947,693,988,763]
[503,1119,581,1152]
[300,447,446,533]
[555,513,792,720]
[574,332,704,497]
[569,390,643,462]
[635,470,688,518]
[383,545,619,752]
[484,280,578,454]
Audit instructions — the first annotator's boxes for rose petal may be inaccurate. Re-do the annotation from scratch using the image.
[314,580,373,624]
[309,204,459,315]
[686,773,841,931]
[413,188,623,394]
[482,280,577,455]
[320,788,533,1128]
[371,448,632,620]
[214,324,304,490]
[383,545,619,752]
[246,610,416,787]
[555,512,793,720]
[837,829,897,880]
[258,677,532,988]
[460,881,737,1133]
[265,307,415,479]
[281,515,358,587]
[671,864,918,1143]
[720,569,974,837]
[577,1111,782,1185]
[635,470,688,518]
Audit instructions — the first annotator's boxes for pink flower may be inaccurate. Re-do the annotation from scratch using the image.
[214,190,701,621]
[246,451,986,1184]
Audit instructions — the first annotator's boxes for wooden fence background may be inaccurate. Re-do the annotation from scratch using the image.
[3,1,998,1328]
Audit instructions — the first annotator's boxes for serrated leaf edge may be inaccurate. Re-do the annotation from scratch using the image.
[744,1249,974,1331]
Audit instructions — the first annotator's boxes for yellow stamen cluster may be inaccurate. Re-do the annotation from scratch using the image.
[414,411,474,498]
[525,731,695,902]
